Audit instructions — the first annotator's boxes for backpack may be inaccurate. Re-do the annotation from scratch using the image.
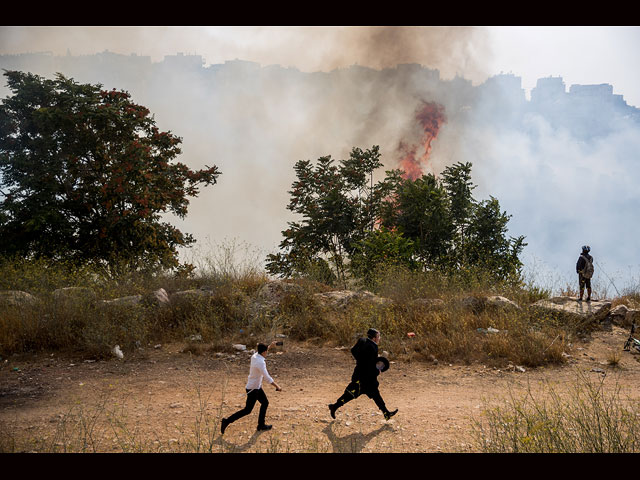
[581,254,594,279]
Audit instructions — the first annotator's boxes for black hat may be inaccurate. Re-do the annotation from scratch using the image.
[376,356,390,372]
[367,328,380,339]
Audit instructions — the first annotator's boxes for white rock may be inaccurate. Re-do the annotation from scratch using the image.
[112,345,124,359]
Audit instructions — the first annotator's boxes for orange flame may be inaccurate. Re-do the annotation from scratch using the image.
[397,101,446,180]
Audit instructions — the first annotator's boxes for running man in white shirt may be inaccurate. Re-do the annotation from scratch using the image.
[221,341,282,434]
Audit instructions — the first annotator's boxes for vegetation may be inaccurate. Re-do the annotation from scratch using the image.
[266,147,526,290]
[0,70,220,272]
[471,372,640,452]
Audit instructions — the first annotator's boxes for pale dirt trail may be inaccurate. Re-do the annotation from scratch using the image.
[2,325,640,452]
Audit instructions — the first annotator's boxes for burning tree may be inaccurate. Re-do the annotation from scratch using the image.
[0,71,220,272]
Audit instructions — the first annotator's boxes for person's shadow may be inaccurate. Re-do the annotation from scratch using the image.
[218,430,263,453]
[322,421,394,453]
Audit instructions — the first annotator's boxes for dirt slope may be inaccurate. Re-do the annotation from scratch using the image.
[2,325,640,452]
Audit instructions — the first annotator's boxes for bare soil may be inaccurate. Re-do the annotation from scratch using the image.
[2,325,640,453]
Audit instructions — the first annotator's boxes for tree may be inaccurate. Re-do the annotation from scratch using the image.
[465,196,526,281]
[349,226,416,288]
[380,172,455,267]
[0,70,220,271]
[441,161,475,264]
[265,146,393,287]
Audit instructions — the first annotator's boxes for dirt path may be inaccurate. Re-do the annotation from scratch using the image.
[2,325,640,452]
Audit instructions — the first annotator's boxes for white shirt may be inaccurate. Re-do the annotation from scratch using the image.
[246,352,274,390]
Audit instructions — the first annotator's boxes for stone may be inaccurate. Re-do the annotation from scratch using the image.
[0,290,38,307]
[102,295,143,307]
[52,287,97,305]
[314,290,392,310]
[625,309,640,328]
[486,295,521,311]
[169,289,211,305]
[143,288,170,307]
[607,304,629,327]
[530,296,611,324]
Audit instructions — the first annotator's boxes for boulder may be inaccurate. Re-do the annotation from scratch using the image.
[170,289,212,304]
[456,295,520,313]
[102,295,143,307]
[625,309,640,328]
[52,287,97,306]
[486,295,521,311]
[0,290,38,307]
[143,288,170,307]
[314,290,392,310]
[531,296,611,324]
[607,304,629,327]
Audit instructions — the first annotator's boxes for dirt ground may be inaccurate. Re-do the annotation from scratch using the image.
[2,325,640,453]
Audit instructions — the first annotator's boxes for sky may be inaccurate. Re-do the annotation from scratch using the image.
[2,26,639,106]
[1,26,639,293]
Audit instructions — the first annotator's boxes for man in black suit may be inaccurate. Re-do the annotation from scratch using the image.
[328,328,398,421]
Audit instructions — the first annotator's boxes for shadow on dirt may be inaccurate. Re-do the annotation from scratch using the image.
[322,421,394,453]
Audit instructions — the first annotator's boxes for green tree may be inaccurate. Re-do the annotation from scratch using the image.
[441,161,476,267]
[350,226,416,288]
[266,146,392,287]
[465,196,527,281]
[0,71,220,271]
[380,172,455,267]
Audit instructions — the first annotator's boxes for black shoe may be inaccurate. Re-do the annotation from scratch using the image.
[257,424,272,431]
[329,403,337,419]
[586,297,591,302]
[384,409,398,421]
[220,417,229,435]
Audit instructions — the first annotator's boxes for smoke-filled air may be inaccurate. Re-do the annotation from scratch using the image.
[1,26,639,294]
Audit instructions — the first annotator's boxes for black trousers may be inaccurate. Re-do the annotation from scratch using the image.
[334,379,388,413]
[226,388,269,426]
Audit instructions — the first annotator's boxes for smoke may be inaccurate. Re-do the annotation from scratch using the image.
[2,27,639,294]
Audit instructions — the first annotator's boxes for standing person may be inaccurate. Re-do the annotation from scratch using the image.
[328,328,398,421]
[221,341,282,434]
[576,245,594,302]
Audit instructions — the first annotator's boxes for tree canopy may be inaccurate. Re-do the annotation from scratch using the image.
[0,70,220,271]
[267,147,526,287]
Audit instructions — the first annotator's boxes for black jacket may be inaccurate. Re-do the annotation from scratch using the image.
[576,253,593,274]
[350,337,379,385]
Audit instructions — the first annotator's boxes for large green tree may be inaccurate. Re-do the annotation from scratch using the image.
[0,70,220,270]
[265,146,394,287]
[269,145,527,286]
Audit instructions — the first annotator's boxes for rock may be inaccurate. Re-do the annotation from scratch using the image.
[607,304,629,327]
[143,288,170,307]
[530,296,611,324]
[52,287,97,305]
[0,290,38,307]
[458,295,520,313]
[515,366,526,373]
[314,290,391,310]
[486,296,521,311]
[233,344,247,351]
[169,289,212,305]
[102,295,143,307]
[188,334,203,342]
[625,309,640,328]
[112,345,124,360]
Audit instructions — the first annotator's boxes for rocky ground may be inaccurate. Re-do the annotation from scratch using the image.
[1,324,640,453]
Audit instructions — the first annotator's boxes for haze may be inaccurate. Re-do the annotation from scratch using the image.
[1,26,639,295]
